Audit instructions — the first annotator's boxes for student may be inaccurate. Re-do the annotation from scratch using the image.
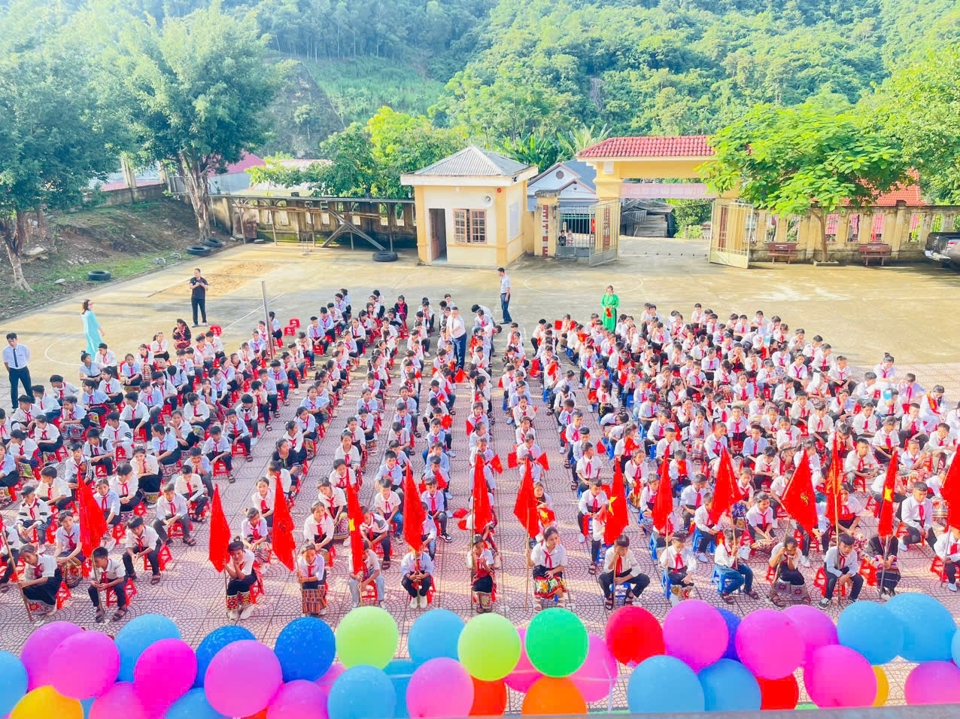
[0,518,21,593]
[32,415,62,457]
[94,480,122,548]
[88,546,128,623]
[714,528,759,602]
[348,540,385,608]
[15,544,63,617]
[421,478,451,542]
[223,409,253,462]
[224,539,258,620]
[400,542,435,609]
[131,446,162,496]
[0,442,17,491]
[599,535,650,609]
[373,480,403,535]
[241,508,272,564]
[468,534,496,612]
[37,465,72,511]
[153,483,196,546]
[175,464,208,521]
[361,508,392,569]
[901,482,937,551]
[16,486,51,545]
[53,511,83,567]
[296,542,327,617]
[527,527,567,606]
[659,535,697,604]
[692,492,723,562]
[123,516,162,583]
[745,492,778,550]
[867,531,901,598]
[820,533,863,607]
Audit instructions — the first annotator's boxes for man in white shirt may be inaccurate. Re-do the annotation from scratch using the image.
[820,533,863,607]
[3,333,32,411]
[498,267,512,323]
[447,306,467,371]
[599,535,650,607]
[88,546,128,622]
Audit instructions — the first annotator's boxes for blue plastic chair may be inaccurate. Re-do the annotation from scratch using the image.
[711,566,743,595]
[692,528,716,555]
[661,570,674,599]
[649,533,661,560]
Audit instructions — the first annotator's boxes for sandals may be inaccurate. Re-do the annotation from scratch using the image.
[720,593,735,604]
[570,480,579,491]
[563,461,571,469]
[588,564,597,576]
[150,575,161,585]
[604,597,615,610]
[112,608,127,621]
[95,610,107,624]
[183,538,197,547]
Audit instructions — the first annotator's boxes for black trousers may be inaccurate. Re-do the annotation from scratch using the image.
[600,570,650,599]
[123,548,160,577]
[473,574,494,593]
[89,582,127,609]
[191,297,207,325]
[904,525,937,550]
[826,571,863,600]
[7,367,32,409]
[227,572,257,596]
[23,571,62,605]
[402,574,433,597]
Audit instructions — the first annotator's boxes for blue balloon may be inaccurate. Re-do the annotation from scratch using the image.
[886,593,957,662]
[194,625,255,688]
[275,617,336,682]
[717,608,741,661]
[114,614,181,683]
[628,656,704,714]
[0,651,27,718]
[407,609,465,665]
[328,665,396,719]
[81,698,94,718]
[165,688,226,719]
[698,659,761,712]
[837,601,903,665]
[385,659,416,719]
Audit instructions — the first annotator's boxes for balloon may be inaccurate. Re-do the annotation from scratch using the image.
[133,639,196,716]
[570,635,618,703]
[525,609,588,678]
[469,679,506,716]
[736,609,803,679]
[266,680,327,719]
[316,663,345,701]
[458,613,521,682]
[165,688,226,719]
[89,682,148,719]
[873,666,889,707]
[46,631,119,701]
[954,629,960,666]
[717,608,741,661]
[0,651,29,717]
[20,622,83,690]
[503,628,542,693]
[205,641,283,718]
[115,614,181,683]
[407,658,474,718]
[886,592,957,662]
[408,609,465,665]
[194,626,255,688]
[604,605,664,666]
[385,660,415,719]
[663,600,727,672]
[837,601,903,665]
[804,646,876,708]
[627,656,705,714]
[11,686,83,719]
[904,661,960,705]
[521,678,586,716]
[757,675,799,710]
[275,618,336,682]
[783,604,839,666]
[698,659,761,712]
[335,607,398,669]
[327,666,395,719]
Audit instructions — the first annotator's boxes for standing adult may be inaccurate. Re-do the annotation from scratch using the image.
[447,305,467,371]
[600,285,619,333]
[498,267,512,323]
[81,299,104,358]
[190,268,209,327]
[3,333,32,410]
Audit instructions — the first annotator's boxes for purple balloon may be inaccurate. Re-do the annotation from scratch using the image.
[47,631,119,700]
[90,682,149,719]
[736,609,803,680]
[905,661,960,705]
[504,628,543,694]
[20,621,84,690]
[571,635,618,703]
[717,609,741,661]
[315,662,345,702]
[663,600,727,672]
[205,640,282,718]
[133,638,196,716]
[267,680,328,719]
[406,658,474,718]
[804,645,876,708]
[783,604,839,666]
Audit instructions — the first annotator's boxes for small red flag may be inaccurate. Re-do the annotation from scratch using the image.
[78,477,107,559]
[441,414,453,430]
[877,450,899,537]
[708,448,739,525]
[507,450,518,469]
[513,459,539,538]
[652,459,674,535]
[403,462,426,553]
[271,473,297,571]
[490,454,503,474]
[940,453,960,529]
[536,453,550,471]
[780,449,819,539]
[455,368,467,383]
[208,485,231,573]
[473,457,493,533]
[345,470,367,575]
[604,460,629,544]
[824,436,843,525]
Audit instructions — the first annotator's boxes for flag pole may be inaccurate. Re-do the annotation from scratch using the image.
[10,558,34,622]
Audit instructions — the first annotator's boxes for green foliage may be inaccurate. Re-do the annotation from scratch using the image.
[667,199,713,237]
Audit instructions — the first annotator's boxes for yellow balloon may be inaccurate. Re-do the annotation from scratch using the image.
[873,666,889,707]
[11,686,83,719]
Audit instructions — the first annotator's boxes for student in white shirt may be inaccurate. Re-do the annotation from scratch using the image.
[348,541,385,608]
[400,544,435,609]
[659,535,697,604]
[225,540,259,620]
[88,546,128,622]
[820,533,863,607]
[599,535,650,608]
[297,542,327,616]
[900,483,937,551]
[153,484,196,546]
[527,527,567,605]
[174,464,208,520]
[16,544,63,615]
[714,528,760,602]
[934,526,960,592]
[123,516,163,582]
[745,493,777,548]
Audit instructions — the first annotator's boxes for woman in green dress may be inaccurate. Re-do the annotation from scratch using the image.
[81,299,104,357]
[600,285,619,332]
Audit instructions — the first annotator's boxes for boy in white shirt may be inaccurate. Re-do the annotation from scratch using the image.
[88,546,128,623]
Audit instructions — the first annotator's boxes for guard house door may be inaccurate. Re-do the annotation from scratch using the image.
[429,209,447,261]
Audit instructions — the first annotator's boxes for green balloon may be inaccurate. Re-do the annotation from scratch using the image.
[526,608,588,677]
[335,606,399,669]
[457,613,521,681]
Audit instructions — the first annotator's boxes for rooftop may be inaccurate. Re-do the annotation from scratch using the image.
[578,135,714,159]
[412,146,532,177]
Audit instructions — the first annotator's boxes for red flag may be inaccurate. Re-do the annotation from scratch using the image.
[473,457,492,533]
[877,449,899,537]
[513,459,539,538]
[824,436,843,525]
[652,459,674,535]
[441,414,453,430]
[940,453,960,529]
[403,462,426,553]
[708,448,738,525]
[77,477,107,559]
[490,455,503,474]
[604,460,629,544]
[208,485,231,573]
[536,453,550,471]
[780,449,819,539]
[271,473,297,571]
[507,450,518,469]
[345,470,367,575]
[454,368,467,383]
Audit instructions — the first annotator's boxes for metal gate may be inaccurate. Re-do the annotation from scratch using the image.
[708,201,751,269]
[589,200,620,266]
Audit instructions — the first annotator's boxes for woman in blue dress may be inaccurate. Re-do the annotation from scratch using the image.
[81,299,104,357]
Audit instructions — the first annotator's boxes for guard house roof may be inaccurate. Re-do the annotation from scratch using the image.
[402,146,537,188]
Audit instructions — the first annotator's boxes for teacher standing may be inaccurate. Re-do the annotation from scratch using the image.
[190,268,209,327]
[81,299,104,357]
[600,285,619,333]
[3,333,32,410]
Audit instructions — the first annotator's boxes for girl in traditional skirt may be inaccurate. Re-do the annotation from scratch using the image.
[241,508,272,564]
[768,537,810,607]
[468,533,495,612]
[297,542,327,616]
[527,527,567,606]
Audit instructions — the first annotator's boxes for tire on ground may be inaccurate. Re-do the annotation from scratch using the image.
[87,270,112,282]
[372,251,399,262]
[203,237,225,248]
[187,245,212,257]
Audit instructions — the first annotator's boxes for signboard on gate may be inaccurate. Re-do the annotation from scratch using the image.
[541,205,550,257]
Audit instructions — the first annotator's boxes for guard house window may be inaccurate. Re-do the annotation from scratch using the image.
[454,209,487,244]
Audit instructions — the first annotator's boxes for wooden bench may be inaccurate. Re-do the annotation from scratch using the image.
[766,242,799,263]
[859,243,892,266]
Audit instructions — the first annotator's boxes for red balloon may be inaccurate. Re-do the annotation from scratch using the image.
[757,675,800,710]
[604,606,664,666]
[470,678,507,716]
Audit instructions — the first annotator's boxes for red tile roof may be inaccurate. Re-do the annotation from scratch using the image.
[578,136,714,159]
[874,183,923,207]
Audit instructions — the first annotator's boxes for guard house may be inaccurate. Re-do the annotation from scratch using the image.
[401,147,537,267]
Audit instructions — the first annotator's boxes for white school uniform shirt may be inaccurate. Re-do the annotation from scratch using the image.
[183,402,210,424]
[174,473,205,501]
[693,504,721,532]
[110,474,139,499]
[824,546,860,577]
[37,477,70,504]
[126,526,160,551]
[871,428,900,451]
[241,517,270,541]
[659,545,697,574]
[303,514,334,542]
[901,496,934,532]
[746,504,777,530]
[297,553,326,581]
[92,558,125,584]
[530,543,567,569]
[934,533,960,563]
[55,524,81,553]
[575,455,603,482]
[203,435,231,455]
[373,491,401,517]
[401,551,435,576]
[229,550,256,577]
[17,498,51,525]
[577,490,608,516]
[157,493,189,519]
[31,554,58,579]
[602,546,643,576]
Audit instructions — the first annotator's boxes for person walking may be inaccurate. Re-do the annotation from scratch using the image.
[81,300,104,358]
[498,267,512,323]
[3,333,32,410]
[190,268,209,327]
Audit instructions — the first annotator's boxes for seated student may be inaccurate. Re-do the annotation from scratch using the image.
[317,480,348,539]
[468,533,496,612]
[768,537,808,607]
[15,544,63,617]
[203,425,235,483]
[901,482,937,551]
[123,516,162,583]
[421,477,452,543]
[32,415,62,457]
[714,528,759,602]
[297,542,327,617]
[225,539,259,621]
[348,540,385,608]
[362,507,393,569]
[88,546,128,623]
[820,484,863,551]
[659,535,697,604]
[252,478,276,528]
[150,422,181,478]
[131,446,162,497]
[7,429,38,472]
[577,479,608,550]
[153,483,196,546]
[0,519,21,593]
[867,531,901,598]
[745,492,778,550]
[175,464,208,521]
[820,533,863,607]
[16,486,51,545]
[527,527,568,606]
[400,542,435,609]
[373,479,403,535]
[0,441,17,491]
[693,492,723,562]
[94,480,122,548]
[37,465,72,511]
[303,501,334,558]
[599,535,650,609]
[934,525,960,593]
[54,511,83,567]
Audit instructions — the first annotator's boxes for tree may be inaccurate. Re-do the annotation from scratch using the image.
[701,100,908,261]
[501,133,561,173]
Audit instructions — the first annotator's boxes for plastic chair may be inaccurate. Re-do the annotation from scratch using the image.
[105,578,138,608]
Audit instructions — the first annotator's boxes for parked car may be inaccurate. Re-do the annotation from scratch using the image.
[925,232,960,269]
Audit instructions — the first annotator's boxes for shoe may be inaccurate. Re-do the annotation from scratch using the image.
[799,555,811,568]
[578,535,586,544]
[239,606,255,620]
[818,598,831,608]
[448,451,456,458]
[949,583,958,593]
[669,593,680,607]
[410,597,419,609]
[445,510,454,518]
[696,552,708,563]
[442,533,452,542]
[104,537,116,551]
[352,600,360,609]
[227,610,239,620]
[419,595,427,608]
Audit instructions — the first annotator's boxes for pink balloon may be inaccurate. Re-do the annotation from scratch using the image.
[571,634,618,703]
[736,609,803,680]
[20,621,84,690]
[783,605,838,666]
[267,680,327,719]
[504,628,543,693]
[315,662,345,701]
[47,631,119,700]
[804,645,876,708]
[90,682,149,719]
[663,600,727,672]
[205,640,283,718]
[905,661,960,705]
[406,658,474,718]
[133,638,197,716]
